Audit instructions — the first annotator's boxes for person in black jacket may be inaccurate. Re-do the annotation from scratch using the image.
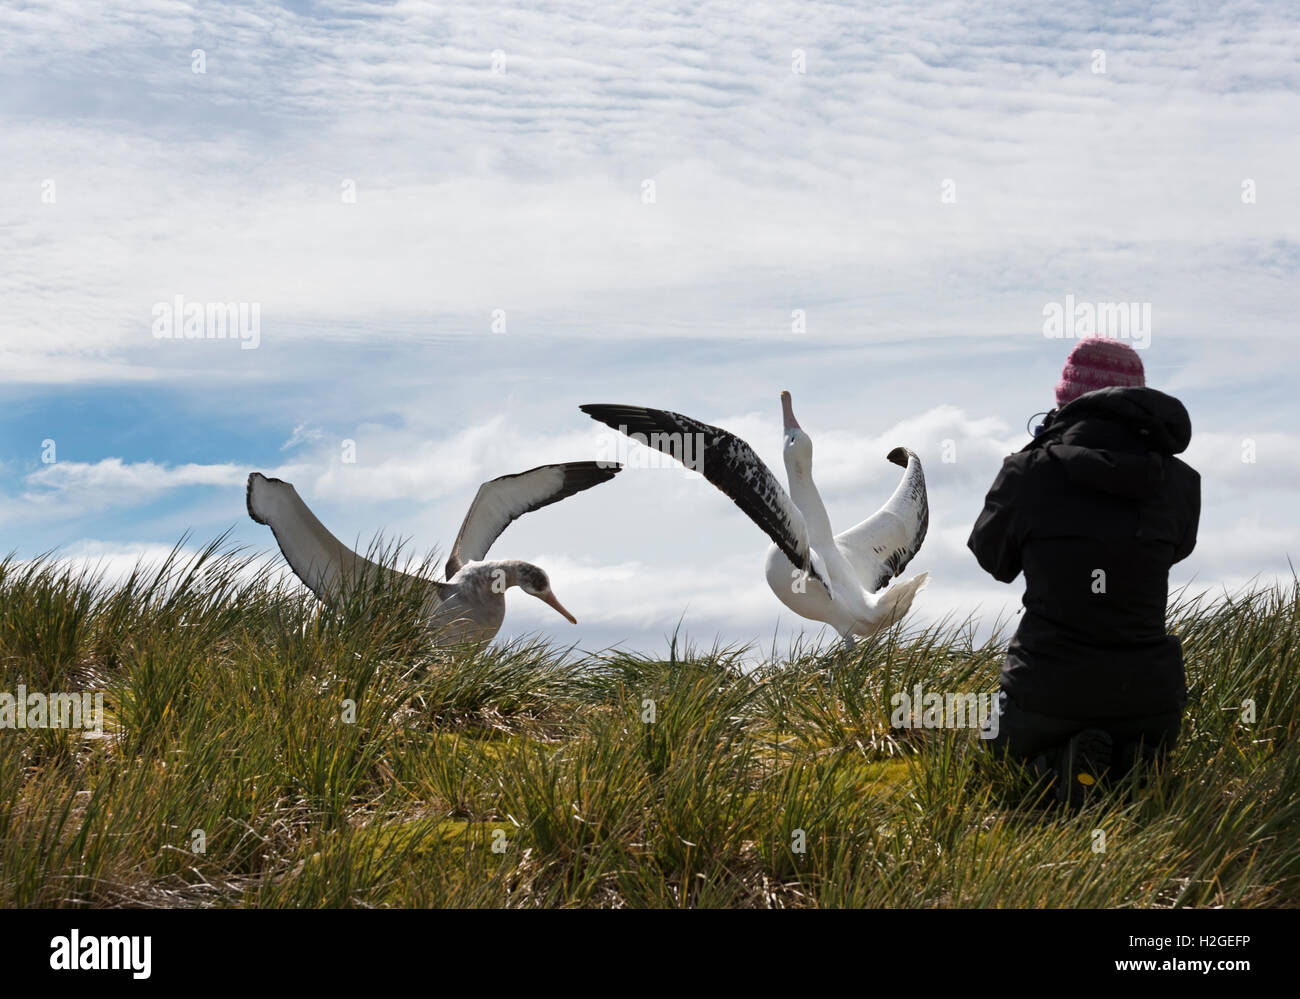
[968,337,1201,804]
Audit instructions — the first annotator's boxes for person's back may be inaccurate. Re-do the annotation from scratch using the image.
[969,338,1201,803]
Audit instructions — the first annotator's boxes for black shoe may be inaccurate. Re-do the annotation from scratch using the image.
[1056,728,1113,806]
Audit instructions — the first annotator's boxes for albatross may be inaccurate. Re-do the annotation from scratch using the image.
[580,392,928,649]
[246,461,621,645]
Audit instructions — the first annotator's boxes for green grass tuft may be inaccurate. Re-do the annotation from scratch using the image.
[1,542,1297,907]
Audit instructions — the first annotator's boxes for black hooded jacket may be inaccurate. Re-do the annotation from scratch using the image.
[967,386,1201,720]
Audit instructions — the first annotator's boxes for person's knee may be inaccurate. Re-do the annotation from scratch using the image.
[984,690,1075,762]
[1109,710,1182,777]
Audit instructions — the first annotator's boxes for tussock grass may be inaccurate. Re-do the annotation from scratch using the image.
[1,541,1297,907]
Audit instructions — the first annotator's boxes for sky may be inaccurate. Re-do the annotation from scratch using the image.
[1,0,1297,656]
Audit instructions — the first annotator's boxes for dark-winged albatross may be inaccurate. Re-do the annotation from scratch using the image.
[246,461,621,645]
[580,392,928,648]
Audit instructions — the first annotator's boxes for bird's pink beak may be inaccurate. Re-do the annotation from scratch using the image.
[781,390,800,431]
[539,589,577,624]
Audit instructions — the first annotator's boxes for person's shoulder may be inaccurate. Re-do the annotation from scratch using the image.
[996,450,1030,476]
[1003,441,1056,473]
[990,444,1056,495]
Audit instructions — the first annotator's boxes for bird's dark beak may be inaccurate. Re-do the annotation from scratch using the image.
[538,588,577,624]
[781,390,800,431]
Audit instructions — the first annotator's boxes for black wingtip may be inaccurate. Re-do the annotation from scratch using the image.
[580,403,643,422]
[887,447,911,468]
[579,403,624,425]
[563,459,623,480]
[246,471,291,525]
[246,472,268,525]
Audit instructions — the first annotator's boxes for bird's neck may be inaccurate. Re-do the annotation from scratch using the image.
[456,559,528,592]
[786,462,833,541]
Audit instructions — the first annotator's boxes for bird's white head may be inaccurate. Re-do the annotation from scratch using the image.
[780,390,813,476]
[515,562,577,625]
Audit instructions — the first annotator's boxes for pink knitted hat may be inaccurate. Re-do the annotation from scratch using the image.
[1055,337,1145,408]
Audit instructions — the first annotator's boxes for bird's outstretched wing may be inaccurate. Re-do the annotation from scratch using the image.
[247,472,446,603]
[834,447,929,592]
[579,403,823,586]
[445,461,623,578]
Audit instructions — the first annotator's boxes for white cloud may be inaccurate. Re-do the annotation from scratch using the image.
[2,1,1298,651]
[281,423,325,451]
[25,459,245,494]
[0,458,310,526]
[1183,431,1300,494]
[3,1,1298,381]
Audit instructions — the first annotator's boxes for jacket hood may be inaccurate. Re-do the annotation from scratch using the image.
[1051,386,1192,455]
[1026,386,1192,500]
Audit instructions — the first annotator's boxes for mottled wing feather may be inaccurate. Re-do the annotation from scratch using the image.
[579,404,821,584]
[446,461,622,578]
[835,448,929,592]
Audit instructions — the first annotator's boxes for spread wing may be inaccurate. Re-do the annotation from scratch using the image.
[246,472,447,604]
[445,460,622,578]
[579,403,823,585]
[835,447,928,592]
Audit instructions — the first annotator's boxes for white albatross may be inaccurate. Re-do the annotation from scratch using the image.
[580,392,928,649]
[246,461,622,645]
